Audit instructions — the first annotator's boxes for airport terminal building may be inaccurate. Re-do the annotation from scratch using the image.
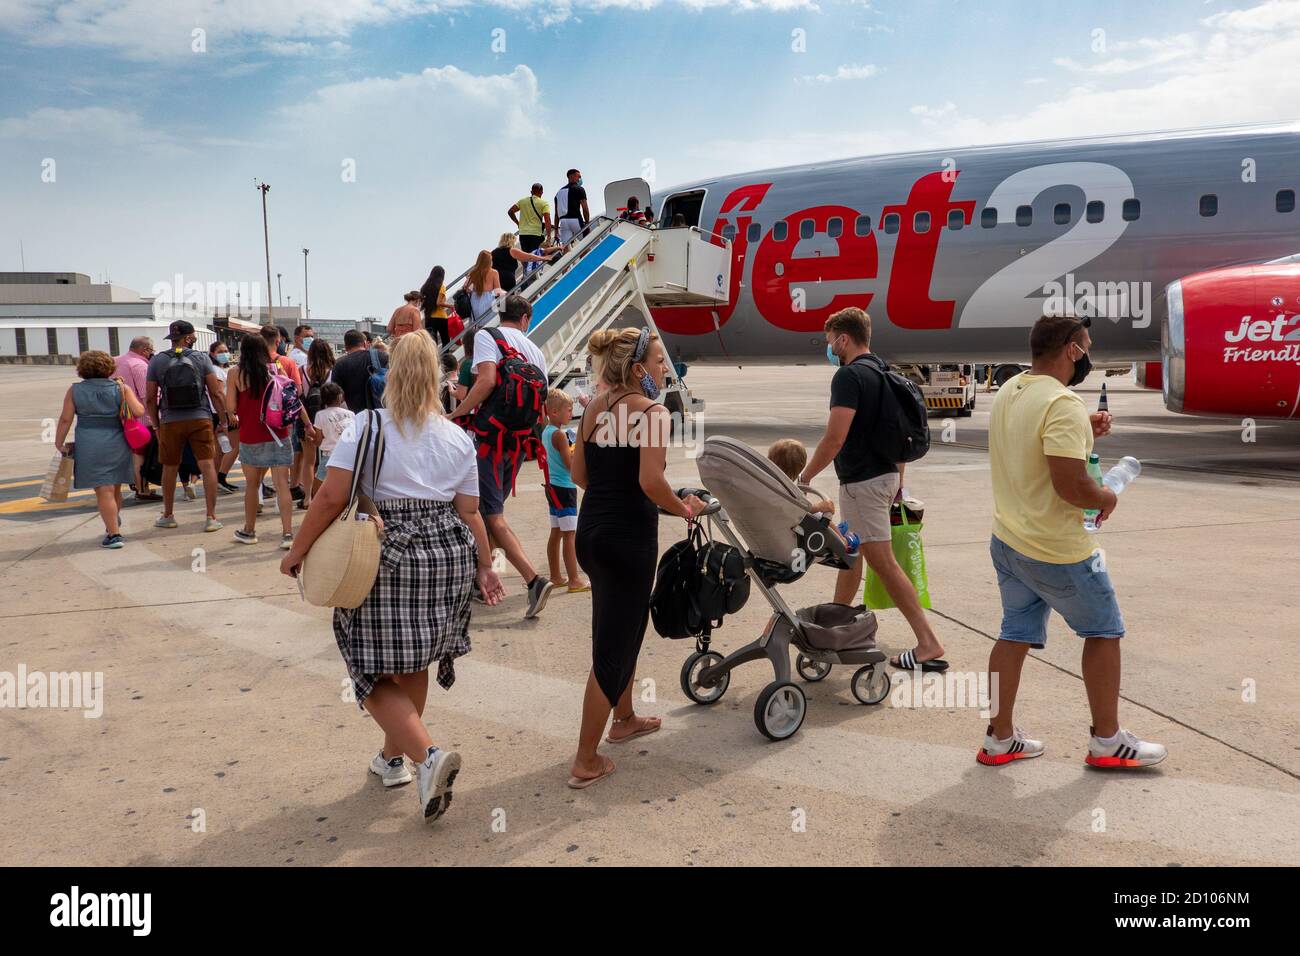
[0,272,213,361]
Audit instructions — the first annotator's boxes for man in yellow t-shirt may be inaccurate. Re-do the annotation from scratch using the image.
[978,314,1167,771]
[508,183,553,268]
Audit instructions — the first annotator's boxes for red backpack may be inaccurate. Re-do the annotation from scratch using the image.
[470,328,548,495]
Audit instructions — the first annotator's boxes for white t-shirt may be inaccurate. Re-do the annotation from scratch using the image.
[328,409,478,502]
[472,325,547,377]
[313,405,355,453]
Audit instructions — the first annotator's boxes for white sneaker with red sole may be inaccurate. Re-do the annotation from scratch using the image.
[976,725,1044,766]
[1086,728,1167,768]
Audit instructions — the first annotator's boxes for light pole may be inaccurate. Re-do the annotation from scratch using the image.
[256,181,274,326]
[302,248,310,321]
[277,272,283,309]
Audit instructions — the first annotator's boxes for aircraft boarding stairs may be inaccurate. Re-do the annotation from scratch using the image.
[443,187,731,413]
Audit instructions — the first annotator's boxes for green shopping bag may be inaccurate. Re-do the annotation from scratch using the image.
[863,504,931,610]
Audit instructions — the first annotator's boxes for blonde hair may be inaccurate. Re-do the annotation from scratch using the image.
[382,330,441,433]
[498,233,517,250]
[76,350,116,379]
[467,250,492,293]
[587,327,659,389]
[546,387,573,412]
[766,439,807,482]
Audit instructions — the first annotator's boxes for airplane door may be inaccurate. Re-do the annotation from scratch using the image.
[604,178,652,220]
[658,189,707,228]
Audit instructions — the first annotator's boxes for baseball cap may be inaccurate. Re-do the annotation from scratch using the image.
[165,320,195,341]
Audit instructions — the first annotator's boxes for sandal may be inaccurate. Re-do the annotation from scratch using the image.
[605,714,661,744]
[566,756,615,790]
[890,648,949,672]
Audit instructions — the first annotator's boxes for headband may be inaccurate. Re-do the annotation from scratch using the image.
[632,327,650,363]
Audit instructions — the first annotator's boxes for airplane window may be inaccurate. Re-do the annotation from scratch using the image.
[914,211,931,233]
[1199,194,1217,217]
[773,220,788,241]
[1053,202,1071,225]
[722,225,737,241]
[1278,189,1296,213]
[747,222,761,242]
[854,215,872,236]
[1015,205,1032,227]
[1122,198,1141,221]
[981,207,998,228]
[883,212,900,234]
[1086,200,1104,223]
[827,217,843,238]
[947,210,964,230]
[799,219,814,239]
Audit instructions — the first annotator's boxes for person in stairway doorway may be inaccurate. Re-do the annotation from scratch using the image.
[555,168,589,245]
[448,294,554,620]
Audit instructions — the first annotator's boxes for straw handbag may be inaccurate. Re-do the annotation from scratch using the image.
[300,410,386,608]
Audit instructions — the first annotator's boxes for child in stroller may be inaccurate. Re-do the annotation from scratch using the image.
[675,436,891,741]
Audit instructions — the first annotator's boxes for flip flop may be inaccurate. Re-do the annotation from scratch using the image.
[566,758,615,790]
[606,716,661,745]
[891,649,950,672]
[567,583,592,593]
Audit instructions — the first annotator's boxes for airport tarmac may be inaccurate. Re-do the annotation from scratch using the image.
[1,362,1297,867]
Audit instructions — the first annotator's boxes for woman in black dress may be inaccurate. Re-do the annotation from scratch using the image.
[568,327,703,789]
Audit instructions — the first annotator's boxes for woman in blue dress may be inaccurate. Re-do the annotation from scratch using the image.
[54,350,145,549]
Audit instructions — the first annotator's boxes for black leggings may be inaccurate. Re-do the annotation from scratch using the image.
[425,315,449,346]
[576,522,657,708]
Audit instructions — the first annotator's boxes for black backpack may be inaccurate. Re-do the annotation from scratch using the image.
[851,354,930,463]
[694,540,750,626]
[452,287,473,320]
[469,328,547,495]
[651,525,750,639]
[651,524,706,639]
[158,349,205,410]
[303,373,324,421]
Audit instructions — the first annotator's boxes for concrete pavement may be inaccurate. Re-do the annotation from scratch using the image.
[1,363,1297,866]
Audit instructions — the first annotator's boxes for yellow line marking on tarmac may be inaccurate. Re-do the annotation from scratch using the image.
[0,491,97,514]
[0,479,42,490]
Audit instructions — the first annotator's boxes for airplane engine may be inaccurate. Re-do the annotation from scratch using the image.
[1163,261,1300,418]
[1135,361,1162,391]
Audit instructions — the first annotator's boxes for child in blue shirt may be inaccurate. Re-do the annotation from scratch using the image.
[542,389,589,592]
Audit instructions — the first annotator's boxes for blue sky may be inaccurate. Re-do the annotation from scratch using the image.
[2,0,1298,319]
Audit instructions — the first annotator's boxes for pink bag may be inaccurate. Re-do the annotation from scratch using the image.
[118,383,152,451]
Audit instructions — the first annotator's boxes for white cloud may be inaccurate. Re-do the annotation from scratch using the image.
[0,106,186,153]
[1054,34,1198,75]
[796,63,881,84]
[697,0,1300,172]
[910,101,956,121]
[0,0,822,58]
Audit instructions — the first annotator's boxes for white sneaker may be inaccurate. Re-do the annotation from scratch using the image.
[369,752,412,788]
[416,747,461,823]
[1086,728,1168,769]
[976,724,1045,766]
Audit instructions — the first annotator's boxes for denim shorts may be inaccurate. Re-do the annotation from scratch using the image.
[989,536,1124,647]
[315,449,331,481]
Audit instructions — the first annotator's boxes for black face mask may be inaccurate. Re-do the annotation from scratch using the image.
[1067,342,1092,387]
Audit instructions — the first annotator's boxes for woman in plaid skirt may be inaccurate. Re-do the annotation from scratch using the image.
[282,331,504,824]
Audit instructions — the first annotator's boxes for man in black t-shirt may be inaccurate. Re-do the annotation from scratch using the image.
[331,329,388,413]
[554,168,589,245]
[799,307,946,670]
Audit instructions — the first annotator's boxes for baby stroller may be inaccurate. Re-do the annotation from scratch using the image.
[675,436,890,741]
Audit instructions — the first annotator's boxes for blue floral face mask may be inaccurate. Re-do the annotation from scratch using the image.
[635,365,659,398]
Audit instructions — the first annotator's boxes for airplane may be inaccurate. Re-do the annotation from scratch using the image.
[635,123,1300,420]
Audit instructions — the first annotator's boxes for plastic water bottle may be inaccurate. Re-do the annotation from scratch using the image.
[1084,456,1141,532]
[1082,454,1103,530]
[218,432,232,454]
[1098,382,1109,414]
[1102,456,1141,494]
[836,521,861,555]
